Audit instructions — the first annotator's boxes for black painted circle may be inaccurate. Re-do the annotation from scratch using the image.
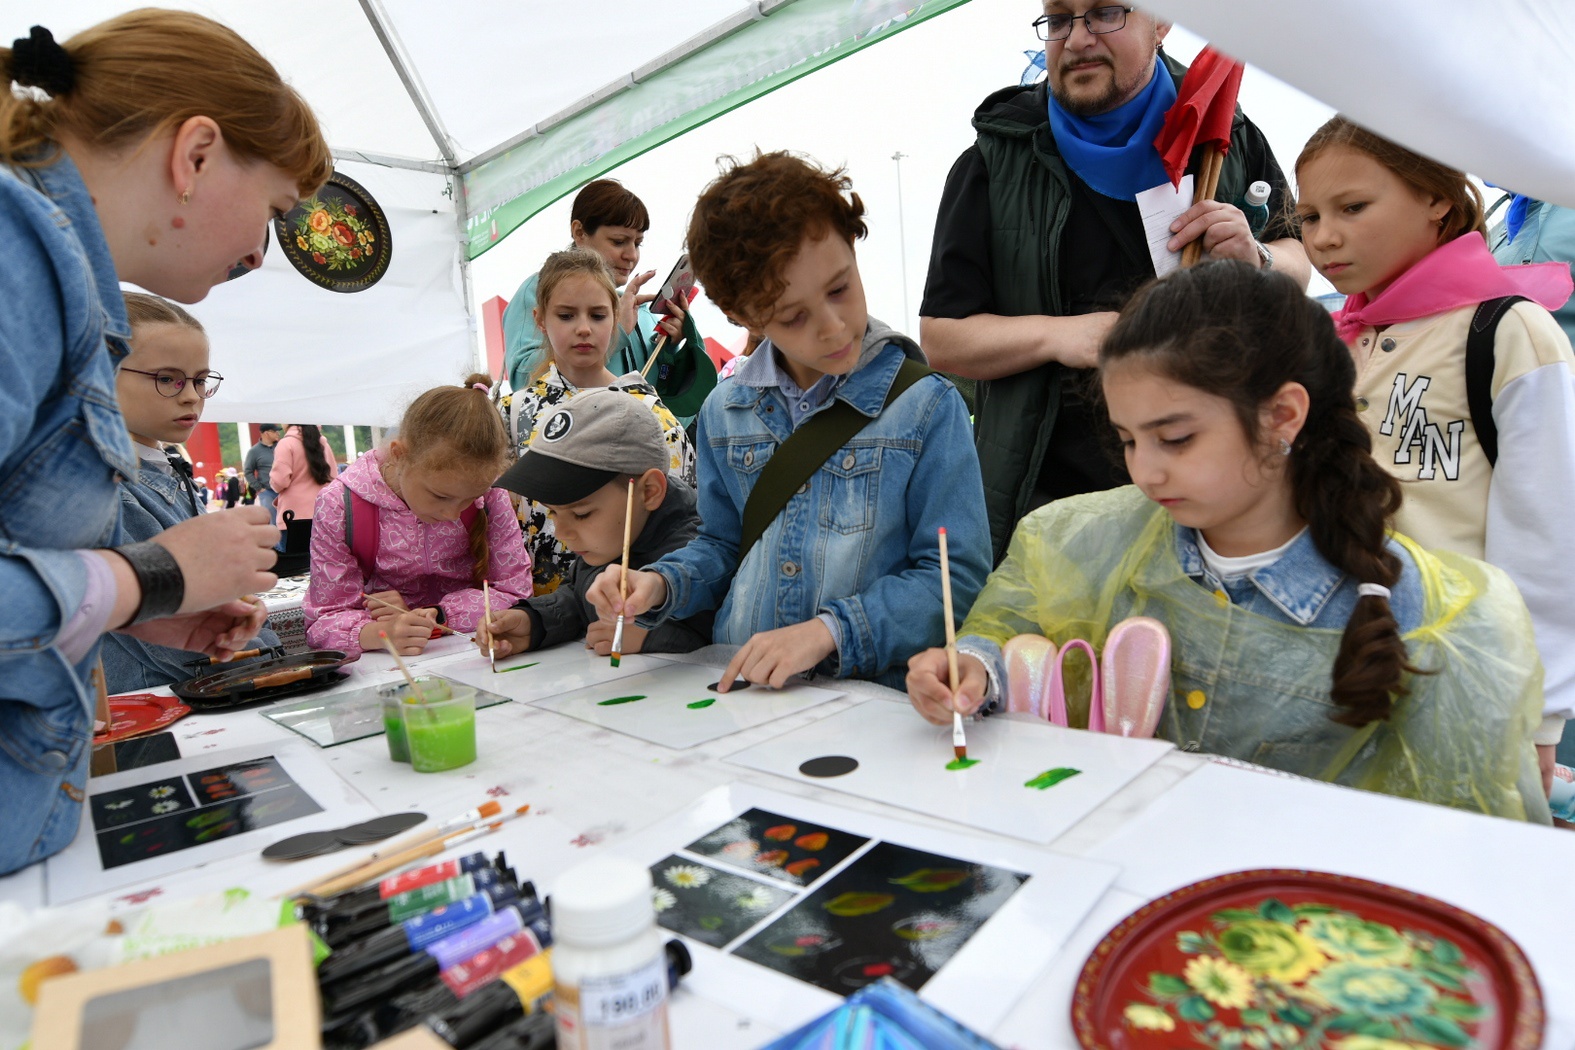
[335,811,427,845]
[798,755,859,778]
[708,680,750,693]
[272,170,393,293]
[262,829,341,861]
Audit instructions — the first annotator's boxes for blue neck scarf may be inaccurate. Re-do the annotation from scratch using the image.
[1047,56,1176,200]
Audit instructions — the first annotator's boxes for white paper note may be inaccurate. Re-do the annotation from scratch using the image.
[1136,173,1194,277]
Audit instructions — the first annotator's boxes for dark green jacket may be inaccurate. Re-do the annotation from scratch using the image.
[970,53,1255,562]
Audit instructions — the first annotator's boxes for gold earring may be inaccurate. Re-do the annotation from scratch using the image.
[178,189,191,205]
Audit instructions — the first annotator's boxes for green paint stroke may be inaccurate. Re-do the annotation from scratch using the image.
[944,757,980,771]
[686,698,716,710]
[1025,767,1083,790]
[597,694,648,706]
[495,661,539,674]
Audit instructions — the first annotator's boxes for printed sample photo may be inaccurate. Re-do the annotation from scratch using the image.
[731,840,1029,996]
[683,807,870,887]
[649,855,796,948]
[92,756,323,870]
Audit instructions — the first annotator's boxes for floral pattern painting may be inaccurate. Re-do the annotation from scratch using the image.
[1121,897,1491,1049]
[272,171,391,292]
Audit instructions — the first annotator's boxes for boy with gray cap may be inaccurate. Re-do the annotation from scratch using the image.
[480,387,712,657]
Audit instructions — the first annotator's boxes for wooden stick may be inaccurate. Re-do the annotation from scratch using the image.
[89,662,117,777]
[639,334,669,379]
[378,629,422,698]
[938,528,965,761]
[362,593,460,636]
[611,478,636,668]
[300,804,530,900]
[1180,144,1224,268]
[482,580,495,673]
[281,799,506,899]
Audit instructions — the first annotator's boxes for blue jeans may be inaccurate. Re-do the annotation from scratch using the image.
[259,486,277,526]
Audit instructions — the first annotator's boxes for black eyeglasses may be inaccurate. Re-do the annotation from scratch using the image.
[1033,5,1134,41]
[121,367,225,398]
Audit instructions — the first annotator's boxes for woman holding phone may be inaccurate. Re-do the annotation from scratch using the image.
[0,13,330,872]
[500,179,716,427]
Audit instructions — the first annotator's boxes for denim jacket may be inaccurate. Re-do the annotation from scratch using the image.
[100,452,279,692]
[0,151,139,874]
[641,320,993,686]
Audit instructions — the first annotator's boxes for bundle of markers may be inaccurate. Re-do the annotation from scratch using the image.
[300,850,690,1049]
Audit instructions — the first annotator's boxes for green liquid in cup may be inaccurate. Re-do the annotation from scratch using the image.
[383,708,410,762]
[405,697,477,773]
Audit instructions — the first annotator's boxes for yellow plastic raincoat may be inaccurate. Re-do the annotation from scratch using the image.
[960,487,1551,823]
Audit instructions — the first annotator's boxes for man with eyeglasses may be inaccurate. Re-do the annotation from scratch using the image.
[921,2,1310,562]
[244,422,282,525]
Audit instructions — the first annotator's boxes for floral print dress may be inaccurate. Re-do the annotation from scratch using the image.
[498,364,696,594]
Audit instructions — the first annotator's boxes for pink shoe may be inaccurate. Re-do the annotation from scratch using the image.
[1100,616,1171,738]
[1049,639,1100,730]
[1003,634,1054,719]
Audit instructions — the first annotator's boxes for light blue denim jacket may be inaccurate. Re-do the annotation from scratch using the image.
[101,453,279,692]
[0,151,139,874]
[640,320,993,687]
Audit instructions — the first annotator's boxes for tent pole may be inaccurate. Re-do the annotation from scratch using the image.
[357,0,459,168]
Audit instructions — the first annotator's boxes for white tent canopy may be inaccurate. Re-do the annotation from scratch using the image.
[6,1,1574,424]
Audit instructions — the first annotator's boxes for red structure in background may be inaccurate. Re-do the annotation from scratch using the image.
[186,421,223,481]
[481,296,507,381]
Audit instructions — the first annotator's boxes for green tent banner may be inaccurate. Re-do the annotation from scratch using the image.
[461,0,973,260]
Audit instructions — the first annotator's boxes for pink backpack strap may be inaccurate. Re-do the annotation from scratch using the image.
[343,488,380,582]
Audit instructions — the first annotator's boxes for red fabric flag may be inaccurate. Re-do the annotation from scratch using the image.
[1154,46,1245,188]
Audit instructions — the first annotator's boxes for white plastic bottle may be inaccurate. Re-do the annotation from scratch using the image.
[551,856,671,1050]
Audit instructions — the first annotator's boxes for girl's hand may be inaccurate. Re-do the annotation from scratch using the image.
[906,649,989,725]
[1167,200,1258,263]
[365,590,409,621]
[586,619,647,656]
[718,619,836,691]
[586,567,667,622]
[360,610,436,656]
[476,609,531,659]
[118,599,267,659]
[617,269,659,335]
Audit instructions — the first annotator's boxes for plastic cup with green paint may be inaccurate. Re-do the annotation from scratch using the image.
[404,685,478,773]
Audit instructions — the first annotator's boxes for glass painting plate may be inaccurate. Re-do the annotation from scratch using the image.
[1072,869,1542,1050]
[264,675,511,748]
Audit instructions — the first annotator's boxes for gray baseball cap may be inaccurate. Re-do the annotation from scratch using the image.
[497,387,669,505]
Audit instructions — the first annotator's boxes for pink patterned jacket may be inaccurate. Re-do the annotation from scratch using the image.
[305,449,532,656]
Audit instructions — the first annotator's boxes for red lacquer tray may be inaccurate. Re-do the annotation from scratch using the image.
[1073,869,1541,1050]
[94,693,191,745]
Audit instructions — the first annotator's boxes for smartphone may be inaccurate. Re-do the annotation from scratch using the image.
[650,253,695,317]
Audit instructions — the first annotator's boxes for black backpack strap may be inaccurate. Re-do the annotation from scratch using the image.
[1465,296,1526,469]
[737,359,932,563]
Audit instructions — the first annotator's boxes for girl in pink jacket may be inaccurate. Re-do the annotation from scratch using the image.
[305,375,532,656]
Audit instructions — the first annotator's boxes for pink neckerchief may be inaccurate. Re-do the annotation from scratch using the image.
[1331,232,1572,345]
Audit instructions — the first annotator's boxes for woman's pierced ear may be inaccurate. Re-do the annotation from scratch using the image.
[178,188,191,205]
[1278,437,1293,457]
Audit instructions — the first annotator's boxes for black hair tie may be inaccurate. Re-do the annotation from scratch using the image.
[9,26,75,97]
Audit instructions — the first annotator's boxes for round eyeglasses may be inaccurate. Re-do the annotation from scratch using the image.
[1033,5,1134,41]
[120,367,225,399]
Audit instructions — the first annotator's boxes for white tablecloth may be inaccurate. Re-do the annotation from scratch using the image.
[5,637,1572,1049]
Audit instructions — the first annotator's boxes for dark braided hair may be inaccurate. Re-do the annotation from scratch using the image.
[1102,260,1419,727]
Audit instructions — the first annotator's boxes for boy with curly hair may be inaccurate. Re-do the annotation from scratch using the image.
[588,151,991,688]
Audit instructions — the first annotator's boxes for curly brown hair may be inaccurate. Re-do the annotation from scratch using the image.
[686,151,867,327]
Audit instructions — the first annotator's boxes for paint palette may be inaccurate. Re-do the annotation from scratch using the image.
[528,661,845,750]
[726,698,1173,845]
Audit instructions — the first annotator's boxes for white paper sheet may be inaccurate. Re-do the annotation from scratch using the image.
[45,742,376,906]
[726,699,1173,844]
[614,784,1120,1036]
[1135,173,1194,277]
[418,641,666,702]
[528,662,845,750]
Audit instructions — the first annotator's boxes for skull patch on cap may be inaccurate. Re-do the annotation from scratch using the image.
[541,410,573,442]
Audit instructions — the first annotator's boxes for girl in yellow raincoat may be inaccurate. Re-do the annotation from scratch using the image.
[909,262,1550,823]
